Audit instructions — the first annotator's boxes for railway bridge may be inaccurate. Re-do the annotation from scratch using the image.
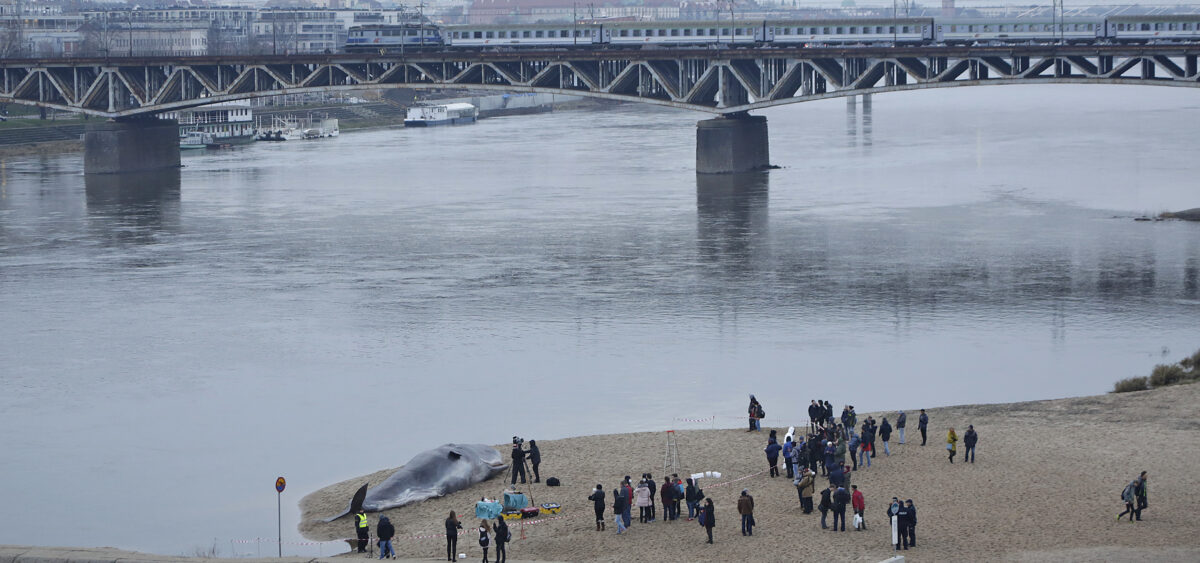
[3,43,1200,174]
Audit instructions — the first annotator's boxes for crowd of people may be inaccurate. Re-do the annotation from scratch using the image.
[340,396,1153,559]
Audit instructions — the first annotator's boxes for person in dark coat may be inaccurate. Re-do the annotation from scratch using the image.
[701,498,716,543]
[660,476,674,521]
[528,440,541,483]
[621,477,633,528]
[918,410,929,446]
[905,499,918,546]
[491,517,509,563]
[809,400,821,432]
[832,486,851,531]
[895,502,912,550]
[765,440,782,477]
[377,516,395,560]
[612,486,627,533]
[685,478,702,520]
[880,418,893,456]
[829,460,845,487]
[1135,471,1149,520]
[645,473,657,522]
[510,440,528,484]
[818,485,833,529]
[445,511,463,562]
[963,426,978,463]
[588,484,606,531]
[896,411,907,444]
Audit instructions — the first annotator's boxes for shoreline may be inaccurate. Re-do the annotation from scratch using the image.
[6,384,1197,562]
[298,384,1200,561]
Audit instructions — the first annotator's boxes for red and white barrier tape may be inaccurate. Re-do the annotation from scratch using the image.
[673,415,716,423]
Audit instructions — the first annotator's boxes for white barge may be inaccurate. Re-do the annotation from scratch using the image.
[404,103,478,127]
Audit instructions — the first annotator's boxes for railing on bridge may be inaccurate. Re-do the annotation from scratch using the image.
[3,44,1200,118]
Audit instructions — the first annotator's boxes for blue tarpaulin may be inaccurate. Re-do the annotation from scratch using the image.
[475,501,503,520]
[502,492,528,510]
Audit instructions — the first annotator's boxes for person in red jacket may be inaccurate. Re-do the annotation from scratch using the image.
[851,485,867,531]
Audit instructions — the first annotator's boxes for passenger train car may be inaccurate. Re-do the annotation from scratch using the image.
[345,14,1200,53]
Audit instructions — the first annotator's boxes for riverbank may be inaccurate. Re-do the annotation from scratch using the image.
[0,96,615,158]
[300,383,1200,562]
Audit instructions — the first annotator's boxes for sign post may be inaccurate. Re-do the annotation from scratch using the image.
[275,477,286,557]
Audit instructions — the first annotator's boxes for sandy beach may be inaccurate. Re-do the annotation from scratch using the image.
[301,384,1200,562]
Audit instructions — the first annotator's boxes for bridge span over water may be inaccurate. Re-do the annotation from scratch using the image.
[3,43,1199,173]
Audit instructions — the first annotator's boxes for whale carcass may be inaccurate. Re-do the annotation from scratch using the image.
[325,443,508,521]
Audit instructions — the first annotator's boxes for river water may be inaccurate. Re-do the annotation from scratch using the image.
[1,85,1198,557]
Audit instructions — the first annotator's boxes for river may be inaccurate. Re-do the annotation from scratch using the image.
[1,84,1197,557]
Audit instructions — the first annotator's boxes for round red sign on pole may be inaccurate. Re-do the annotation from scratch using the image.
[276,477,286,493]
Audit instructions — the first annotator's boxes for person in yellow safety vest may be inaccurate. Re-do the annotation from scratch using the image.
[355,508,370,553]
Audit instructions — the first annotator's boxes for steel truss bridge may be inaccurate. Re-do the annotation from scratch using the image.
[3,44,1200,118]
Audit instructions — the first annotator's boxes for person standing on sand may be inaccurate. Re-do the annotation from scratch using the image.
[612,486,627,534]
[847,431,860,471]
[851,485,866,530]
[906,499,918,546]
[528,440,541,483]
[832,485,851,532]
[377,516,395,560]
[635,479,651,524]
[589,484,606,531]
[809,400,821,433]
[621,477,634,528]
[477,520,490,563]
[737,489,755,536]
[765,438,782,478]
[685,478,701,520]
[946,427,958,463]
[783,436,795,479]
[354,508,370,554]
[880,418,893,456]
[896,411,907,444]
[895,501,912,550]
[963,425,978,463]
[819,484,833,529]
[510,440,528,485]
[796,468,815,512]
[661,476,674,521]
[445,511,462,562]
[701,498,716,543]
[492,517,509,563]
[645,473,657,522]
[918,410,929,446]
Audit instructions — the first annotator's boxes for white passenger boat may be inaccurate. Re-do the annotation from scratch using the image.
[404,103,478,127]
[256,115,340,141]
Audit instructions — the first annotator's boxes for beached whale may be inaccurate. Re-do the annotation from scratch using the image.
[324,443,508,521]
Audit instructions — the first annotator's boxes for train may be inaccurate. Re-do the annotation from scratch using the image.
[344,14,1200,53]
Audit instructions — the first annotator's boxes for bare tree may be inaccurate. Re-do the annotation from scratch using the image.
[0,0,28,58]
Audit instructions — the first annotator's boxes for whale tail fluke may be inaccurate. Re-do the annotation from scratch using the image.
[322,482,369,523]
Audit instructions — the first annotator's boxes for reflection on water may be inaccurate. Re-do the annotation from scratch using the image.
[85,169,181,248]
[696,172,769,265]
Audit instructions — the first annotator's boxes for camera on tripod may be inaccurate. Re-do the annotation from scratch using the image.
[512,436,524,446]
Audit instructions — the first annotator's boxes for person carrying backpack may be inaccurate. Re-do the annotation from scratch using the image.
[1117,479,1138,521]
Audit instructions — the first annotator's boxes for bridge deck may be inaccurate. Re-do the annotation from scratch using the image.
[3,44,1199,117]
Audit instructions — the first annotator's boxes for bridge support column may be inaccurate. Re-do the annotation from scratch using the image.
[696,114,770,175]
[84,118,181,175]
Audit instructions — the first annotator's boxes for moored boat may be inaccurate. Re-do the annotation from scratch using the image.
[404,103,478,127]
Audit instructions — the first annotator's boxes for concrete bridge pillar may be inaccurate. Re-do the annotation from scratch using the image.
[84,118,181,175]
[696,113,770,175]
